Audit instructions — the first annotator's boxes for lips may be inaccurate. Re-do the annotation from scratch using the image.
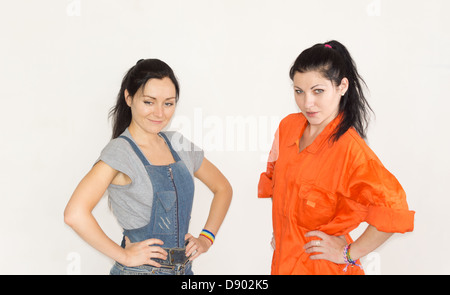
[306,111,319,117]
[148,119,163,124]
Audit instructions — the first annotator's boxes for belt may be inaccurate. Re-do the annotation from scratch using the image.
[153,247,191,269]
[113,247,191,275]
[113,260,191,275]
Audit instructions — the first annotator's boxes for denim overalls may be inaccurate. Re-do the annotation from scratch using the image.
[110,133,195,275]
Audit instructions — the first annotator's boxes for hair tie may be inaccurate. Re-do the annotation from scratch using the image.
[324,44,332,49]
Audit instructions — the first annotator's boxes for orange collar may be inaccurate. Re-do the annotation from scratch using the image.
[288,113,343,154]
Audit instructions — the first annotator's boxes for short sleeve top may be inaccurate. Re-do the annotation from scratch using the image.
[97,128,204,230]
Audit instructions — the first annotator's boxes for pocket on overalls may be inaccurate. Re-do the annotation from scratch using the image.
[152,191,177,235]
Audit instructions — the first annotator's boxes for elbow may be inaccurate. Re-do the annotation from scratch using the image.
[212,179,233,204]
[222,180,233,202]
[64,206,79,228]
[227,181,233,200]
[63,208,74,227]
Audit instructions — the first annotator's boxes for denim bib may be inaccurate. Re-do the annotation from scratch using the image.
[111,133,195,275]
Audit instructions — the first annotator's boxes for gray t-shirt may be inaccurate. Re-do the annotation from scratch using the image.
[97,128,204,230]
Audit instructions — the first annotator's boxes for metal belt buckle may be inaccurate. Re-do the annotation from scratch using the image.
[168,247,190,265]
[154,246,190,267]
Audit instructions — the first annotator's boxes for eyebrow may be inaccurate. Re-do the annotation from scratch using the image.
[142,95,176,100]
[294,84,325,90]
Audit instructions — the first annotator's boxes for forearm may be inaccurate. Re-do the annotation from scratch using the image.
[193,157,232,239]
[350,224,393,260]
[65,210,126,264]
[202,185,232,236]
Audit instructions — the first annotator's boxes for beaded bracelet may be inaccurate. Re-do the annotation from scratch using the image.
[200,229,215,245]
[342,243,362,272]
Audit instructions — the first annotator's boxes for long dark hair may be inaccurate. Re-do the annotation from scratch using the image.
[109,59,180,139]
[289,40,373,142]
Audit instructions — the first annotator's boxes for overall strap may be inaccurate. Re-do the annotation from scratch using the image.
[119,136,150,166]
[119,133,181,165]
[158,132,181,162]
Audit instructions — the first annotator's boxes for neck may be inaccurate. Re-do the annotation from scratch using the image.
[308,111,339,137]
[127,122,161,146]
[307,124,325,139]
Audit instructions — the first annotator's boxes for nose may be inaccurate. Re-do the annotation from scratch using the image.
[152,104,164,118]
[304,93,315,109]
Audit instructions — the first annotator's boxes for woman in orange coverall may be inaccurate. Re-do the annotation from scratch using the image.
[258,40,415,275]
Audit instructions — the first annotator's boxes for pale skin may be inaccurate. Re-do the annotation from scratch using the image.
[64,77,232,267]
[271,71,393,264]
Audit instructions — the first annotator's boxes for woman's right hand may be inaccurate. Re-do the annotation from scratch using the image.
[123,236,168,267]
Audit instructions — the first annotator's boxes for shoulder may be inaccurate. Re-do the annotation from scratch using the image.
[162,131,204,173]
[279,112,306,127]
[278,112,306,134]
[100,128,138,157]
[337,128,381,168]
[97,134,138,173]
[276,113,307,143]
[100,136,132,157]
[336,130,400,196]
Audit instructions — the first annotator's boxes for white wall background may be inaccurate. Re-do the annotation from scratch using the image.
[0,0,449,275]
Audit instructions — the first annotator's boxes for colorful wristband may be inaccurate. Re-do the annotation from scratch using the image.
[343,243,362,272]
[200,229,215,245]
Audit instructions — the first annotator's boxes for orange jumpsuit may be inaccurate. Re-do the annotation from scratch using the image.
[258,113,415,275]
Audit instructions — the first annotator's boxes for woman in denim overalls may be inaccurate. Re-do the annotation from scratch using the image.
[64,59,232,275]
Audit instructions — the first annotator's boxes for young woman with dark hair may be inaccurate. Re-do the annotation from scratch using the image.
[65,59,232,275]
[258,41,414,275]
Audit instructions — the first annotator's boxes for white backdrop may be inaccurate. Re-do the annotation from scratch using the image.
[1,0,449,275]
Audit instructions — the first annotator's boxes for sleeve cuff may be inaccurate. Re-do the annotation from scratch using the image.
[365,206,415,233]
[258,172,273,198]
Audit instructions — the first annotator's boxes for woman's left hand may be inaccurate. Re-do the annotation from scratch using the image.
[303,230,347,264]
[184,233,212,261]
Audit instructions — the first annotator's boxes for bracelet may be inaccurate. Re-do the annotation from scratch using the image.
[199,229,215,245]
[342,244,362,272]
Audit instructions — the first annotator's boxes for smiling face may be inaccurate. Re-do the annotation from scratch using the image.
[125,77,177,136]
[293,70,348,133]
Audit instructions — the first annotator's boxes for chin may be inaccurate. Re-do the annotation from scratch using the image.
[305,117,323,125]
[143,122,168,134]
[148,126,166,134]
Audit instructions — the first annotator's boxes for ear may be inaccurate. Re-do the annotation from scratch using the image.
[124,89,132,107]
[339,77,349,96]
